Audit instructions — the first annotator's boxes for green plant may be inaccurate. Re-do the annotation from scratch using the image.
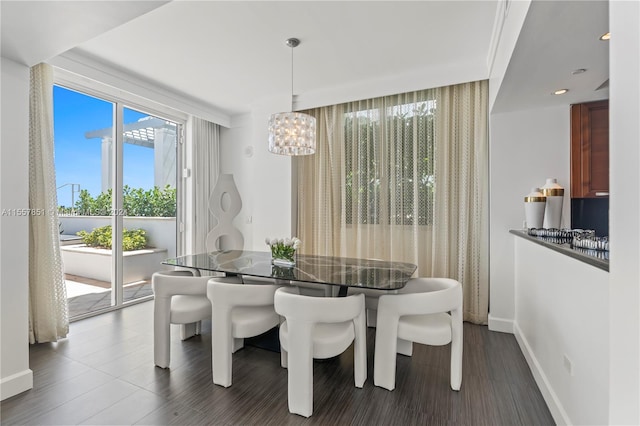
[74,188,112,216]
[77,225,148,251]
[69,185,176,217]
[342,98,435,226]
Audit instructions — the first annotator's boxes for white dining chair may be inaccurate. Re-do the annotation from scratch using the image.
[206,277,282,387]
[152,270,241,368]
[373,277,463,392]
[274,287,367,417]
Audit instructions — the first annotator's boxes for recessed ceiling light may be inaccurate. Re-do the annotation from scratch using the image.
[572,68,587,75]
[553,89,569,95]
[600,32,611,41]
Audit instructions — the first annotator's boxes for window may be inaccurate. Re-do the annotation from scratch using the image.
[296,81,489,323]
[344,96,436,226]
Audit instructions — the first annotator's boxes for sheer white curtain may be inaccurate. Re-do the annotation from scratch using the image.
[431,82,489,324]
[295,81,488,323]
[28,63,69,343]
[296,91,436,266]
[191,117,220,253]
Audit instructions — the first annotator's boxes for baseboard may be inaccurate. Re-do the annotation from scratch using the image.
[0,369,33,401]
[513,322,571,426]
[487,314,514,333]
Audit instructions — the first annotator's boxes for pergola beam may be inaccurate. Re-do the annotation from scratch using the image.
[85,117,175,148]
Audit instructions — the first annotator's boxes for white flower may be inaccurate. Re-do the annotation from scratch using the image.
[266,236,301,250]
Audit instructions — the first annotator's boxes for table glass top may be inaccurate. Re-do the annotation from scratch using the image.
[163,250,417,290]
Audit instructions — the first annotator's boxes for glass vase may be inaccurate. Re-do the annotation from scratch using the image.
[270,246,295,267]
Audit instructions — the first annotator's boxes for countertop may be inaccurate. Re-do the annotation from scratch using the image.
[510,229,609,272]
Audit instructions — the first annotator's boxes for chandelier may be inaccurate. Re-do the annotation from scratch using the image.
[268,38,316,156]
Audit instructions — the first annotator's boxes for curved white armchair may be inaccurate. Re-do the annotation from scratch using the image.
[373,277,463,392]
[206,277,282,388]
[152,271,241,368]
[274,287,366,418]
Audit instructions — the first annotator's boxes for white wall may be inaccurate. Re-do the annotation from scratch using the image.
[220,105,294,251]
[488,1,640,422]
[488,105,571,332]
[608,1,640,423]
[514,237,609,425]
[487,0,531,111]
[219,114,254,249]
[0,57,33,400]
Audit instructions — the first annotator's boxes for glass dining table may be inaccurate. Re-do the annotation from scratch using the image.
[162,250,417,296]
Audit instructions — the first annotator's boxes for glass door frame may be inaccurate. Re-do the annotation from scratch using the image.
[54,73,187,319]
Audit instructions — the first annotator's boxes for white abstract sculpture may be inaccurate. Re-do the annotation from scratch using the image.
[206,174,244,251]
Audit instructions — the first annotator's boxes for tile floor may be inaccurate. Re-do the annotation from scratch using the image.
[67,276,153,319]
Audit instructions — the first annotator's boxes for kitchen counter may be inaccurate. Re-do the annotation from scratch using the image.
[510,229,609,272]
[511,229,609,426]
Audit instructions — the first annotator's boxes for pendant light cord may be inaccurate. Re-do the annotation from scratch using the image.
[284,38,300,112]
[290,44,294,112]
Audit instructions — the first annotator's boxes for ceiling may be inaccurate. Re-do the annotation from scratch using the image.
[493,0,609,113]
[0,1,609,118]
[0,1,169,67]
[1,1,498,117]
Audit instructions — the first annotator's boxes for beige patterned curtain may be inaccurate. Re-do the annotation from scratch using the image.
[295,80,488,323]
[191,117,220,254]
[29,63,69,343]
[431,82,489,324]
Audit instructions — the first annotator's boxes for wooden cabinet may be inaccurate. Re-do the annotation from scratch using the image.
[570,100,609,198]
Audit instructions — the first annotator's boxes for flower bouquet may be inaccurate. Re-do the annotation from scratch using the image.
[266,237,301,267]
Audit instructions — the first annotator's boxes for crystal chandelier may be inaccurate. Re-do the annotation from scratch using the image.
[268,38,316,156]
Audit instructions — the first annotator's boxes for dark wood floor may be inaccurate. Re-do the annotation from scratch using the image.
[1,301,554,425]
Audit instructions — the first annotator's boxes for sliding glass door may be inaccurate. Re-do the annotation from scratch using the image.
[55,86,115,318]
[120,107,178,305]
[54,85,180,319]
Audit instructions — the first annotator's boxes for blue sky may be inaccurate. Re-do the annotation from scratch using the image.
[54,86,157,207]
